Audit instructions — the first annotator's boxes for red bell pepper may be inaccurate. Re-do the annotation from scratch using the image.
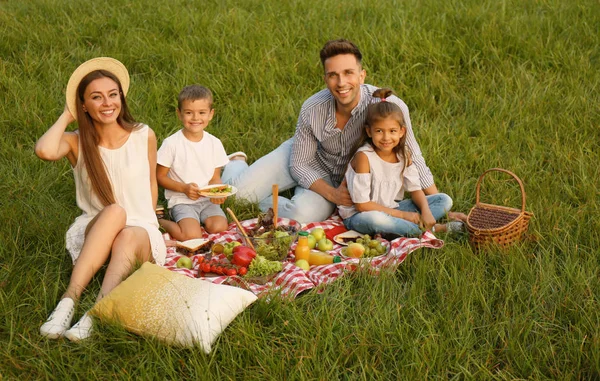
[231,246,257,268]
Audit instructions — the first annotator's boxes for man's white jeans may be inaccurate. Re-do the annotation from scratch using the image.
[222,138,336,224]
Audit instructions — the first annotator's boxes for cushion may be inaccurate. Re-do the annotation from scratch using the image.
[90,262,257,353]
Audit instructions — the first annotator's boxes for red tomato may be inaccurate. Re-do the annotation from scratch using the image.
[225,268,237,276]
[238,267,248,276]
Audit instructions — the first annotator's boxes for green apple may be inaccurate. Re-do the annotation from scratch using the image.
[295,259,310,271]
[176,256,193,269]
[307,234,317,249]
[310,228,325,241]
[316,238,333,252]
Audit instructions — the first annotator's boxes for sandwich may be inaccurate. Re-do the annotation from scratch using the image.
[176,238,214,255]
[155,205,165,219]
[198,184,233,197]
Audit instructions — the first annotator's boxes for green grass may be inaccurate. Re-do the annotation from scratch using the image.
[1,0,600,379]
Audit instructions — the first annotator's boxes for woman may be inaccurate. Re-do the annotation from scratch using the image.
[35,57,166,341]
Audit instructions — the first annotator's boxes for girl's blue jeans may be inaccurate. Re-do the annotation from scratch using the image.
[343,194,453,236]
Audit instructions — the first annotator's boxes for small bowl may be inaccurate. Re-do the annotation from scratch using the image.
[237,218,301,261]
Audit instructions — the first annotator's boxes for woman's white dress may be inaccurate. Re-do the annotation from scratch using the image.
[65,125,166,265]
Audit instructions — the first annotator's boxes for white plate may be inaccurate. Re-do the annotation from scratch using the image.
[333,230,364,246]
[198,184,237,198]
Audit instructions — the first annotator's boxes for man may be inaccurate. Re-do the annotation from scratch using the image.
[223,39,439,224]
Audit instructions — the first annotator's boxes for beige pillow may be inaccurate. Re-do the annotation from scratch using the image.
[90,262,257,353]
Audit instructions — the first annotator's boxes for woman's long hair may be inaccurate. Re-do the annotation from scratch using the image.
[75,70,139,206]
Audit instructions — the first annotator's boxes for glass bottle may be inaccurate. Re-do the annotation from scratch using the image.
[295,231,311,262]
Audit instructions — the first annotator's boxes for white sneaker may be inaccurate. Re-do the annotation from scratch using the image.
[40,298,75,339]
[447,221,466,233]
[227,151,247,161]
[64,312,94,342]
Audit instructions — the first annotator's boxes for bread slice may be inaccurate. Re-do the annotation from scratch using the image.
[176,239,214,254]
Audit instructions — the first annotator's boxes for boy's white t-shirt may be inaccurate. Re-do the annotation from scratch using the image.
[157,130,229,209]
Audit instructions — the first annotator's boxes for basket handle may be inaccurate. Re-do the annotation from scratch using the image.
[475,168,526,213]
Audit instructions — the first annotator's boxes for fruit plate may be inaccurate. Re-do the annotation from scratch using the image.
[339,249,388,260]
[339,240,390,259]
[333,230,363,246]
[198,184,238,198]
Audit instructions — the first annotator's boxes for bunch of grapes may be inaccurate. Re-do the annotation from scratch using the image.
[351,235,388,257]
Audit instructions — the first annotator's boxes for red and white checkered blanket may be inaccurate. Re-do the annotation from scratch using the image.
[162,215,444,299]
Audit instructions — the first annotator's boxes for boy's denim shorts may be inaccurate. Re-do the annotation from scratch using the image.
[170,201,225,224]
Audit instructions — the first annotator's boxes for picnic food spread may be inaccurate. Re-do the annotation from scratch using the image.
[173,209,353,283]
[166,214,446,299]
[169,207,436,296]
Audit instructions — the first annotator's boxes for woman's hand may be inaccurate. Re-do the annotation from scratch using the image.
[62,104,76,125]
[184,183,200,200]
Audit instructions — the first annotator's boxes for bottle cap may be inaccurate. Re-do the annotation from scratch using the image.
[332,256,342,263]
[298,231,309,236]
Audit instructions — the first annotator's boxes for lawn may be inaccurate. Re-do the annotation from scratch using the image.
[1,0,599,379]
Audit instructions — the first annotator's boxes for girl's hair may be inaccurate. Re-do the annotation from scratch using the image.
[75,69,139,207]
[352,88,411,164]
[177,85,213,110]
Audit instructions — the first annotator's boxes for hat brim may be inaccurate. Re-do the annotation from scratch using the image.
[66,57,130,121]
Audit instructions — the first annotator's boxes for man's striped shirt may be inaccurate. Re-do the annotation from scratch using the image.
[290,84,434,190]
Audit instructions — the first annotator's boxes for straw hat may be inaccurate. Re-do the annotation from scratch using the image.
[66,57,130,121]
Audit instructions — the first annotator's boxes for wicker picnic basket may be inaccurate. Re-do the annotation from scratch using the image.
[466,168,533,251]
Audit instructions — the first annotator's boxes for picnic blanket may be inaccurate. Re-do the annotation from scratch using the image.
[162,215,444,299]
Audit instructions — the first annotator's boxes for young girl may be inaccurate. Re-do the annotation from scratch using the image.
[338,88,462,237]
[35,57,166,341]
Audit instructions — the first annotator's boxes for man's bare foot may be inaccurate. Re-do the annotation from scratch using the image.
[448,211,468,222]
[433,223,447,233]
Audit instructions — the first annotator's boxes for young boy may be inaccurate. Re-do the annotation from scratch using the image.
[157,85,229,240]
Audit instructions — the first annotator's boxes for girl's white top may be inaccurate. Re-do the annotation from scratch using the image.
[65,125,166,265]
[338,143,422,219]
